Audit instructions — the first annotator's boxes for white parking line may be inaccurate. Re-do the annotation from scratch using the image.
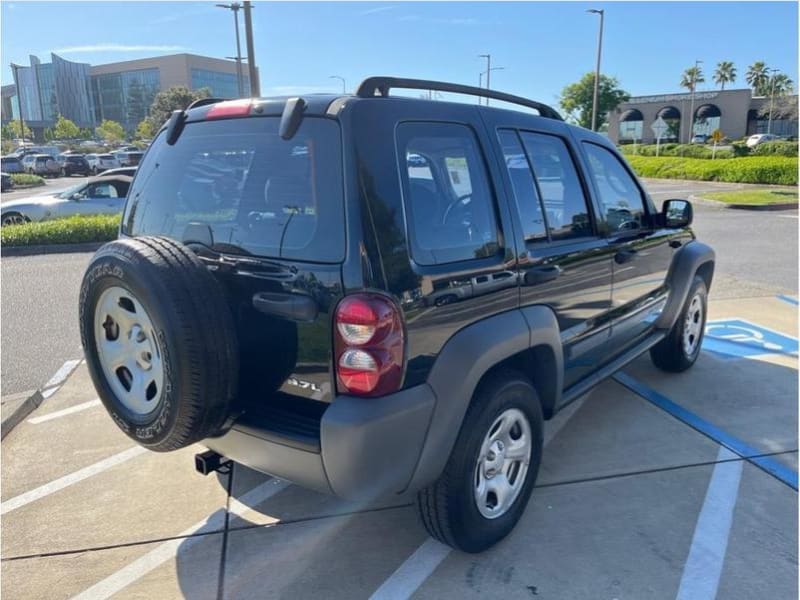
[676,447,743,600]
[0,446,147,516]
[27,399,102,424]
[70,478,290,600]
[42,359,81,390]
[370,394,588,599]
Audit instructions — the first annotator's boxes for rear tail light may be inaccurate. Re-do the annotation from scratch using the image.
[206,99,252,120]
[334,293,405,397]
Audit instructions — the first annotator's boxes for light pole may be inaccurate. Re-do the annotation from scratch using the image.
[479,54,492,105]
[478,72,484,104]
[587,9,604,132]
[216,3,244,98]
[329,75,346,94]
[767,68,779,135]
[687,59,703,143]
[243,1,260,97]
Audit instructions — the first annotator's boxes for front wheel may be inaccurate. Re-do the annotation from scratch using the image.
[2,212,28,226]
[650,275,708,372]
[416,369,543,553]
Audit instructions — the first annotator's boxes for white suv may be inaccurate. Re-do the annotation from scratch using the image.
[85,153,120,174]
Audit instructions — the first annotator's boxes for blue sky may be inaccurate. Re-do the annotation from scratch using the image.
[1,1,797,106]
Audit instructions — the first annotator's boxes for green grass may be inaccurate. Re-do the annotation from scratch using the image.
[1,214,120,247]
[701,189,798,206]
[625,155,798,186]
[10,173,45,187]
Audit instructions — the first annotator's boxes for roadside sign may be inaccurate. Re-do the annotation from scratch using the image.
[711,129,723,143]
[651,116,669,156]
[704,319,798,359]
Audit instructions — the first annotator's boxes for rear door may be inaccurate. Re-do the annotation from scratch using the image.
[577,138,676,346]
[122,115,346,406]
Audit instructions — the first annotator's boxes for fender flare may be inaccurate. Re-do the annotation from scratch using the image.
[655,240,715,330]
[405,306,562,492]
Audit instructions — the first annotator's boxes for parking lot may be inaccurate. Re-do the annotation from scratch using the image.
[1,288,796,599]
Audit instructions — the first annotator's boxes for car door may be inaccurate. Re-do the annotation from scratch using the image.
[578,139,677,348]
[79,181,125,215]
[484,116,616,391]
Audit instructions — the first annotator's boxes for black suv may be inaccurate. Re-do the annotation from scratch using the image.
[59,154,91,177]
[79,77,714,553]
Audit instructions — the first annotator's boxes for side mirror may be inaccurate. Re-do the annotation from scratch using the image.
[662,199,693,228]
[70,193,84,201]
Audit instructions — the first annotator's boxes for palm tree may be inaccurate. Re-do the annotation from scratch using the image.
[771,73,795,96]
[746,61,770,96]
[713,61,737,90]
[680,66,705,92]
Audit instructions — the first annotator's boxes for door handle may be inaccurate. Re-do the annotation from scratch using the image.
[614,248,638,264]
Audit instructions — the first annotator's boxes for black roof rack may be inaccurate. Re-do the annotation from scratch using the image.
[186,97,228,110]
[356,76,563,121]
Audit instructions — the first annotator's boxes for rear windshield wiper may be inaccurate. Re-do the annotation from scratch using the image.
[185,239,297,279]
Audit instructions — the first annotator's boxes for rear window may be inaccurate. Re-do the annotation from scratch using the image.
[3,157,20,165]
[123,116,344,263]
[100,154,115,159]
[67,156,84,163]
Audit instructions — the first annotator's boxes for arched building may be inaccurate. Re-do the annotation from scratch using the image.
[608,88,798,144]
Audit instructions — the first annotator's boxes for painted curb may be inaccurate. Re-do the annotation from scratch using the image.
[688,194,798,211]
[1,390,44,440]
[2,241,104,257]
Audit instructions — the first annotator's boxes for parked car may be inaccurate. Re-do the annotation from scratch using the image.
[0,175,131,225]
[56,154,92,177]
[114,151,144,167]
[21,154,60,177]
[77,78,714,553]
[85,153,120,174]
[690,133,708,144]
[746,133,778,148]
[1,155,24,174]
[96,166,138,178]
[1,172,12,192]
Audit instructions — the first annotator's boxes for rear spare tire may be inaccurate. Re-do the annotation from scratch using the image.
[79,236,239,451]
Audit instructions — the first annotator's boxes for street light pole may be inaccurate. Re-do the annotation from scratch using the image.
[687,59,703,143]
[587,9,604,132]
[329,75,346,94]
[216,3,244,98]
[768,68,779,135]
[479,54,491,105]
[243,1,260,97]
[478,72,483,104]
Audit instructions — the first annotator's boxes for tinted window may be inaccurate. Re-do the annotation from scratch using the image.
[87,183,118,198]
[497,129,547,241]
[520,132,592,241]
[582,142,647,233]
[124,117,344,263]
[396,122,499,265]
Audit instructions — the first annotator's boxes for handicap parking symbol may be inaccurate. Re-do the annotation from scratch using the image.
[704,319,799,359]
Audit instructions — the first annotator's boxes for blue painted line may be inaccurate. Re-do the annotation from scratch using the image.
[777,294,799,306]
[613,372,798,491]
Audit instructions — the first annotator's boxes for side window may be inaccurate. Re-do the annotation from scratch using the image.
[497,129,547,241]
[88,183,117,198]
[582,142,647,233]
[520,132,593,241]
[397,122,499,265]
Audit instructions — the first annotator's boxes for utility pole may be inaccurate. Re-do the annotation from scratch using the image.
[479,54,491,105]
[687,59,703,143]
[768,68,779,135]
[243,1,260,97]
[329,75,346,94]
[587,9,604,131]
[216,3,244,98]
[478,72,483,104]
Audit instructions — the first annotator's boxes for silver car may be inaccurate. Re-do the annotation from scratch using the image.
[0,175,132,226]
[85,153,120,174]
[21,154,60,177]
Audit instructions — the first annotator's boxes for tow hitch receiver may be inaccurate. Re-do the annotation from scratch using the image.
[195,450,232,475]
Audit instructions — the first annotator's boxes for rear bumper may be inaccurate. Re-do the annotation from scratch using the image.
[204,383,437,499]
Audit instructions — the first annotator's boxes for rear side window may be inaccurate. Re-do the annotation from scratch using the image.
[396,122,499,265]
[124,117,344,262]
[582,142,647,233]
[519,132,593,241]
[497,129,547,241]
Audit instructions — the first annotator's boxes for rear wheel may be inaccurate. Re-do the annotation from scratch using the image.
[650,275,707,372]
[416,369,543,552]
[1,212,28,226]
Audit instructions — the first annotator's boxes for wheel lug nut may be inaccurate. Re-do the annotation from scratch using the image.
[487,451,496,461]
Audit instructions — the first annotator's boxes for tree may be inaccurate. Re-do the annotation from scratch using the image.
[135,119,155,140]
[758,94,799,121]
[53,115,80,140]
[770,73,794,96]
[559,73,630,129]
[6,119,32,140]
[713,61,736,90]
[96,119,125,143]
[746,61,770,96]
[679,66,705,92]
[145,86,211,132]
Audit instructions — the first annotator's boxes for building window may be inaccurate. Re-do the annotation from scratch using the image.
[693,104,721,137]
[656,106,681,141]
[190,68,249,99]
[618,109,643,143]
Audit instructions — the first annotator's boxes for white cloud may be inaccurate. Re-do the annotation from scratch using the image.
[52,44,188,54]
[359,5,397,16]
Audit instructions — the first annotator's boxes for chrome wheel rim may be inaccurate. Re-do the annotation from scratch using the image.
[2,214,25,226]
[683,293,704,356]
[94,286,164,415]
[474,408,532,519]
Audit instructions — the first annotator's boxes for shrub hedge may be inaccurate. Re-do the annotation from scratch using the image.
[10,173,45,187]
[1,214,120,246]
[751,141,799,157]
[619,143,736,159]
[625,155,798,185]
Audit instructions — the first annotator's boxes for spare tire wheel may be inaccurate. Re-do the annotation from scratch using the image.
[79,236,239,451]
